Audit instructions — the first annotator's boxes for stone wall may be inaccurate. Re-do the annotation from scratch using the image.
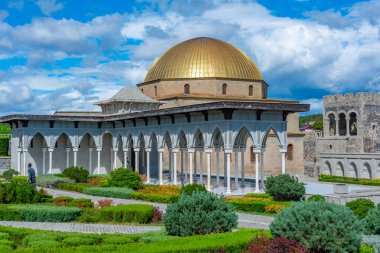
[304,132,316,177]
[0,157,11,171]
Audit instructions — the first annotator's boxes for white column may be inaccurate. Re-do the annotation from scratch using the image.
[172,148,178,185]
[234,150,239,189]
[17,148,21,174]
[260,149,265,189]
[280,148,287,175]
[73,148,78,167]
[226,150,232,194]
[97,148,101,174]
[134,148,140,173]
[206,149,212,191]
[188,148,195,184]
[42,148,47,174]
[180,149,184,184]
[123,148,128,168]
[65,148,70,168]
[146,148,151,183]
[22,148,27,176]
[216,149,220,187]
[254,149,260,192]
[199,150,204,184]
[48,148,53,174]
[193,151,197,183]
[158,148,164,185]
[89,148,93,174]
[113,147,118,170]
[241,149,245,187]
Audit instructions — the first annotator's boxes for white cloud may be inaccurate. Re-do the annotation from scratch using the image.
[35,0,63,16]
[301,98,323,114]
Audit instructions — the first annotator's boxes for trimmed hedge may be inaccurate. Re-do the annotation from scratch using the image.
[100,204,154,223]
[227,198,289,214]
[69,198,93,208]
[129,192,179,203]
[0,136,9,156]
[8,204,81,222]
[83,187,134,199]
[320,174,380,186]
[56,182,89,193]
[36,175,75,188]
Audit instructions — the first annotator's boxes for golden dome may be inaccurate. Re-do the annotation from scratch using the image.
[144,37,263,83]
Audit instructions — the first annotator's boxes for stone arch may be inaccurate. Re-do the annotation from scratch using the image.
[52,133,74,172]
[77,133,97,173]
[336,161,344,177]
[149,132,159,179]
[192,129,205,148]
[28,132,48,148]
[210,128,224,148]
[177,130,187,148]
[338,112,347,136]
[362,162,372,179]
[27,133,48,175]
[327,112,337,136]
[233,127,254,149]
[100,133,113,174]
[260,127,281,147]
[161,131,173,148]
[322,161,332,175]
[348,162,358,178]
[53,132,72,148]
[349,112,358,136]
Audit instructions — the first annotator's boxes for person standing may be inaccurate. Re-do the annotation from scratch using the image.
[27,163,36,185]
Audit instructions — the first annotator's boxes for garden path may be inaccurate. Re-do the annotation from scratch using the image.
[0,221,161,234]
[42,188,273,230]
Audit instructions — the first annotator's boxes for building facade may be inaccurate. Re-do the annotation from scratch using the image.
[0,37,309,193]
[316,93,380,178]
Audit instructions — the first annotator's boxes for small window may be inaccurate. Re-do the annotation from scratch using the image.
[222,83,227,95]
[287,144,293,160]
[249,85,253,96]
[141,89,144,93]
[329,145,332,149]
[184,84,190,95]
[154,86,157,97]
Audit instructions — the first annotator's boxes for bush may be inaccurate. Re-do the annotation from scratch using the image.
[307,195,325,202]
[62,237,96,246]
[62,166,89,183]
[76,208,101,223]
[245,234,309,253]
[319,174,380,186]
[270,201,362,253]
[362,204,380,235]
[110,168,142,190]
[2,169,18,181]
[0,205,23,221]
[9,204,81,222]
[36,175,74,188]
[0,180,48,204]
[264,204,287,214]
[69,198,93,208]
[164,192,238,236]
[139,185,181,195]
[180,184,207,196]
[83,187,134,199]
[56,182,89,193]
[360,244,375,253]
[226,197,289,214]
[129,192,179,203]
[265,174,305,201]
[152,206,163,223]
[96,199,113,208]
[100,204,154,223]
[346,198,375,219]
[53,196,74,206]
[0,136,9,156]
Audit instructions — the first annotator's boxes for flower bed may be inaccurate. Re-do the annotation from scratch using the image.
[36,175,74,188]
[226,195,289,214]
[83,187,134,199]
[319,174,380,186]
[128,185,180,203]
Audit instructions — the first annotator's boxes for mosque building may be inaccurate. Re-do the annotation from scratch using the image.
[0,37,309,193]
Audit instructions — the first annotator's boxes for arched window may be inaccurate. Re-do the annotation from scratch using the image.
[154,86,157,97]
[222,83,227,95]
[184,84,190,95]
[338,113,347,136]
[349,112,357,136]
[249,85,253,96]
[328,113,336,136]
[287,144,293,160]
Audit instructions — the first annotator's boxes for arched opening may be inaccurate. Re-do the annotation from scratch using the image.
[328,113,336,136]
[248,85,253,96]
[127,135,135,171]
[349,112,357,136]
[193,129,205,183]
[28,133,47,175]
[137,133,146,175]
[100,133,112,174]
[211,128,225,189]
[154,86,157,97]
[53,133,73,173]
[287,144,293,160]
[162,132,172,183]
[362,163,372,179]
[348,162,358,178]
[338,113,347,136]
[262,128,282,177]
[178,131,188,185]
[184,84,190,95]
[322,161,332,175]
[149,133,159,180]
[336,161,344,177]
[78,133,96,174]
[116,135,124,169]
[222,83,227,95]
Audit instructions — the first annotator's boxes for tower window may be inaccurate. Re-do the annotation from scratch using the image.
[184,84,190,95]
[222,83,227,95]
[249,85,253,96]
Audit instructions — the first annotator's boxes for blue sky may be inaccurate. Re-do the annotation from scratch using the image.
[0,0,379,115]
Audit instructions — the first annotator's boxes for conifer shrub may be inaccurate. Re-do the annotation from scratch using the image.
[180,183,207,196]
[307,195,325,202]
[265,174,305,201]
[362,204,380,235]
[270,201,362,253]
[110,168,142,190]
[164,192,238,236]
[62,166,89,183]
[346,198,375,219]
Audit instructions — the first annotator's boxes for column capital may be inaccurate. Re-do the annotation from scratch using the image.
[123,148,129,152]
[66,148,71,152]
[89,148,94,152]
[158,148,164,153]
[17,148,22,152]
[134,148,140,152]
[48,147,54,152]
[22,148,28,152]
[253,148,261,153]
[205,148,213,153]
[188,148,195,153]
[96,148,102,152]
[280,148,287,153]
[112,147,118,152]
[42,147,47,152]
[224,149,233,154]
[171,148,179,153]
[72,147,79,152]
[145,148,151,152]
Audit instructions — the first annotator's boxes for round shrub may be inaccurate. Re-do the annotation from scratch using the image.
[62,166,89,183]
[164,192,237,236]
[307,194,325,202]
[346,198,375,219]
[265,174,305,201]
[180,184,207,196]
[69,198,93,208]
[270,201,362,253]
[2,169,18,181]
[110,168,142,190]
[362,204,380,235]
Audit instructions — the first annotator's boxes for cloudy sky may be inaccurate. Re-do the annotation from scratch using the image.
[0,0,379,115]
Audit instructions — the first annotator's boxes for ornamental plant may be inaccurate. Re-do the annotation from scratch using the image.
[362,204,380,235]
[2,169,18,181]
[164,192,237,236]
[180,184,207,196]
[62,166,89,183]
[346,198,375,219]
[307,195,325,202]
[245,234,309,253]
[270,201,362,253]
[110,168,142,190]
[265,174,305,201]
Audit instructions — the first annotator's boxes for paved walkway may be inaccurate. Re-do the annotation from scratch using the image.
[42,188,273,230]
[0,221,161,234]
